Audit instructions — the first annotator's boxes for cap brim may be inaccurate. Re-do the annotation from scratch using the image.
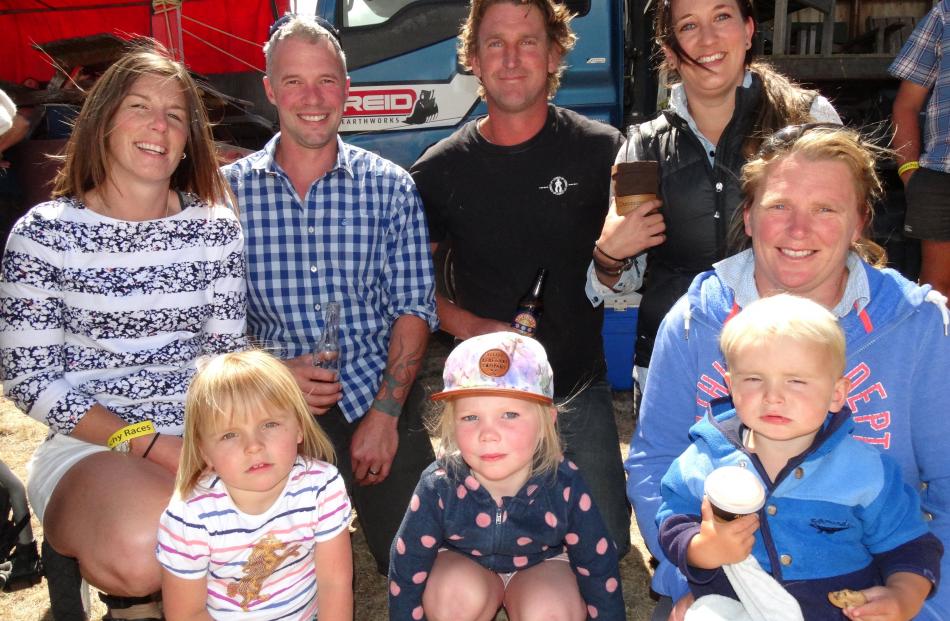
[430,387,553,404]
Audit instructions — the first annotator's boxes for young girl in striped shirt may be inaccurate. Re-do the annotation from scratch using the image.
[157,350,352,620]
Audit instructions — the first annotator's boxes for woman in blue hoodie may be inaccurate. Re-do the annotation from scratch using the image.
[626,124,950,621]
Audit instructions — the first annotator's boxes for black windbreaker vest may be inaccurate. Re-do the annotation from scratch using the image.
[632,76,763,368]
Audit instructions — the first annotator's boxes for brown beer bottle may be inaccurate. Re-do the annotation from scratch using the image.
[511,268,547,337]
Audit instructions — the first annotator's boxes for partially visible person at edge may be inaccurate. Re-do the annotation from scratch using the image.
[410,0,632,557]
[0,91,43,591]
[221,14,438,575]
[890,0,950,297]
[0,43,246,620]
[626,124,950,621]
[587,0,841,395]
[0,83,42,245]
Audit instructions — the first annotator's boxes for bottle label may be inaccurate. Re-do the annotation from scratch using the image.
[512,312,538,336]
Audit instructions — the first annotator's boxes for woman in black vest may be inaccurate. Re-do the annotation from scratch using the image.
[590,0,840,396]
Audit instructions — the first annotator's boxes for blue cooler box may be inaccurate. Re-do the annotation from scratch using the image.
[601,294,639,391]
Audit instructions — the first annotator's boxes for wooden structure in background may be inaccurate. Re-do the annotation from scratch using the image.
[755,0,934,82]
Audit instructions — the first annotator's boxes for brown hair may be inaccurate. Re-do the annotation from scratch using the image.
[746,62,818,157]
[178,350,336,497]
[730,124,888,267]
[458,0,577,99]
[655,0,756,76]
[52,40,230,206]
[654,0,817,156]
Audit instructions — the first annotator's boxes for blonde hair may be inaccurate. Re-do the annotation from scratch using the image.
[729,124,888,267]
[431,398,562,479]
[264,15,347,78]
[458,0,577,99]
[178,350,335,497]
[720,294,846,378]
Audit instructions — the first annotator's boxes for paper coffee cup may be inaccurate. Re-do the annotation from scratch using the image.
[612,161,659,216]
[704,466,766,523]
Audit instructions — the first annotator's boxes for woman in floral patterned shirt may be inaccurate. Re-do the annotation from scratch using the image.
[0,43,246,618]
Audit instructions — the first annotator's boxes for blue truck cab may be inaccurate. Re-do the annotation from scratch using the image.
[315,0,627,169]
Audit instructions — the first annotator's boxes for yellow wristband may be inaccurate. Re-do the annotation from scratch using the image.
[107,421,156,450]
[898,161,920,176]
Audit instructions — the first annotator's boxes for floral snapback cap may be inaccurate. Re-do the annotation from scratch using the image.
[431,331,554,404]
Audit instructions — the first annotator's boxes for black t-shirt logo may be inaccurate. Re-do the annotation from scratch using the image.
[540,176,578,196]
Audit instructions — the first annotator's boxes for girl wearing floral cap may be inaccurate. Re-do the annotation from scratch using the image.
[388,332,624,620]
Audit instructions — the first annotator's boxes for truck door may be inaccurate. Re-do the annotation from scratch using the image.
[320,0,624,169]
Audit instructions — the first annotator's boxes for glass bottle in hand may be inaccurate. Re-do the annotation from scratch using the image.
[312,302,341,374]
[511,268,547,337]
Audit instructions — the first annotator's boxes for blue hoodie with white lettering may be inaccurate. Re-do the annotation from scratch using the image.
[626,250,950,619]
[657,408,941,620]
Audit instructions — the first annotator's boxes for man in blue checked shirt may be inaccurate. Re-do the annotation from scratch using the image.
[222,15,438,574]
[891,0,950,297]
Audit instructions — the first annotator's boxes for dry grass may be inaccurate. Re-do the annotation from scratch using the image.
[0,338,655,620]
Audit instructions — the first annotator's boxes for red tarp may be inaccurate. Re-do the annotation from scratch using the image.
[1,0,290,84]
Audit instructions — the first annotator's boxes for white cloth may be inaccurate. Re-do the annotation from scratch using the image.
[27,433,109,522]
[685,594,752,621]
[685,555,804,621]
[0,89,15,135]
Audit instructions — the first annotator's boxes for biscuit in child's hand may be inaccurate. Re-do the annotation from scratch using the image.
[827,589,867,608]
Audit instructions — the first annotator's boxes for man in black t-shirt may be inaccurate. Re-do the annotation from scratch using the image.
[411,0,630,557]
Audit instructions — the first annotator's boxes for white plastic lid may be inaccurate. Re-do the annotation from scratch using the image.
[704,466,766,515]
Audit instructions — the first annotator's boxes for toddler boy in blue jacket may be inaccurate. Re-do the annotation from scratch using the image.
[657,294,941,620]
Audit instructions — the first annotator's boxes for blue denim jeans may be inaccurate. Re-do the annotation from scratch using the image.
[557,379,631,557]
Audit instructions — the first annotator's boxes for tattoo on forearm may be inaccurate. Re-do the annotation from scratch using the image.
[374,335,424,417]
